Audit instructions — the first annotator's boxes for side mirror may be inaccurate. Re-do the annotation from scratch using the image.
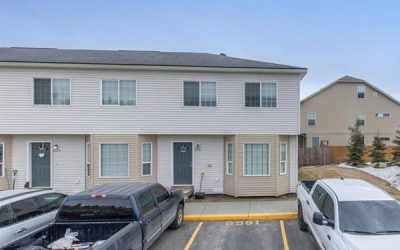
[313,212,334,228]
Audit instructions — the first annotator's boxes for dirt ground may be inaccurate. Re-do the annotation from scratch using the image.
[299,164,400,201]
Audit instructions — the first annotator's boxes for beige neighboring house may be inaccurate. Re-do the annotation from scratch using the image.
[301,75,400,148]
[0,47,306,196]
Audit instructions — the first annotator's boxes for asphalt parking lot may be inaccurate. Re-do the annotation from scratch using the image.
[150,220,318,250]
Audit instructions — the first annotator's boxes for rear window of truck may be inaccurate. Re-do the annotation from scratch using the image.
[57,198,135,221]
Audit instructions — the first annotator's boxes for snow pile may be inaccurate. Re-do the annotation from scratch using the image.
[338,163,400,191]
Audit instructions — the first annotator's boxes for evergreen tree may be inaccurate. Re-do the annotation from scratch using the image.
[347,123,366,166]
[369,136,386,167]
[392,129,400,163]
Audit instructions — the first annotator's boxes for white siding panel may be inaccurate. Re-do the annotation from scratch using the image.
[289,135,298,192]
[0,68,300,135]
[157,135,224,194]
[12,135,85,194]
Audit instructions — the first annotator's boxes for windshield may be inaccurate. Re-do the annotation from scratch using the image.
[339,200,400,234]
[57,198,135,222]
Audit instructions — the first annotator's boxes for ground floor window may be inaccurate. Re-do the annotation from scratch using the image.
[280,142,287,175]
[312,137,320,148]
[100,144,129,177]
[142,143,152,176]
[243,144,269,176]
[0,142,3,177]
[86,142,91,177]
[226,143,233,175]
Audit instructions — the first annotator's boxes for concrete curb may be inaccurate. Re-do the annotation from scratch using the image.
[184,212,298,221]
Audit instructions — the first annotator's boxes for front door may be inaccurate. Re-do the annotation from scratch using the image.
[31,142,51,187]
[173,142,192,185]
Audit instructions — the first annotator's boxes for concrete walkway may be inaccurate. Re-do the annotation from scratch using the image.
[185,200,297,215]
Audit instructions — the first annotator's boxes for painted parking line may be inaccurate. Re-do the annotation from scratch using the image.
[184,222,203,250]
[280,220,289,250]
[184,212,297,221]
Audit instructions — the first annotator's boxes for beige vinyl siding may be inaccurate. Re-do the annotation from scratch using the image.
[0,67,300,135]
[289,135,298,192]
[0,135,12,190]
[276,136,290,195]
[223,135,236,196]
[91,134,138,187]
[137,135,157,182]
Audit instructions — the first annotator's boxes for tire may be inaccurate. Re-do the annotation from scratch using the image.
[298,200,308,231]
[170,204,184,229]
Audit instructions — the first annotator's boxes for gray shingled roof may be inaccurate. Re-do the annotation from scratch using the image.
[0,47,305,70]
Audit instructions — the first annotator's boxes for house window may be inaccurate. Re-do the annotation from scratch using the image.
[183,81,216,107]
[380,137,390,142]
[34,78,70,105]
[280,143,287,175]
[312,137,320,148]
[86,142,91,177]
[102,80,136,106]
[357,112,365,126]
[357,85,365,99]
[0,143,4,177]
[376,112,391,118]
[142,143,152,176]
[100,144,129,177]
[226,143,233,175]
[245,82,277,107]
[307,112,316,126]
[243,144,269,176]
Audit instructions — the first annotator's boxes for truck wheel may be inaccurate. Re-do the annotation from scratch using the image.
[298,201,308,231]
[170,204,184,229]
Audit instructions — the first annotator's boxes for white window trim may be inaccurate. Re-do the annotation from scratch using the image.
[244,82,278,108]
[242,143,271,177]
[357,112,366,126]
[99,143,130,178]
[0,142,4,177]
[142,142,152,176]
[182,80,218,107]
[86,142,91,177]
[226,143,233,176]
[32,77,72,106]
[100,79,137,106]
[279,142,287,175]
[307,112,316,126]
[357,85,365,99]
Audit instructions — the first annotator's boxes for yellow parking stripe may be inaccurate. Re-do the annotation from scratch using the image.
[280,220,289,250]
[184,222,203,250]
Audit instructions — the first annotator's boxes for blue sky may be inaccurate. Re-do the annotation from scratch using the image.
[0,0,399,99]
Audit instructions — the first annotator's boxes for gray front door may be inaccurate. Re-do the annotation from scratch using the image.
[173,142,192,184]
[31,142,51,187]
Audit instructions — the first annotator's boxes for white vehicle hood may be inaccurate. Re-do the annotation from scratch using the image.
[343,233,400,250]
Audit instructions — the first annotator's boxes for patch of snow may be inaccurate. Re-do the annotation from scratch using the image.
[338,163,400,191]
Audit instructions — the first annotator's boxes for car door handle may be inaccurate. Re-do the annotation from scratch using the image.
[327,234,331,240]
[17,228,27,233]
[306,200,310,205]
[144,219,151,224]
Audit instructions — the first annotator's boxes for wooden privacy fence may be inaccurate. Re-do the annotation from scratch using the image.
[330,146,395,164]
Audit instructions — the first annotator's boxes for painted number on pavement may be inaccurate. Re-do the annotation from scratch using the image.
[226,220,260,226]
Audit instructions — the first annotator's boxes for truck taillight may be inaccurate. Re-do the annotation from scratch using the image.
[92,194,107,198]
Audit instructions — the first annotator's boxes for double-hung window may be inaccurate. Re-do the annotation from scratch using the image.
[183,81,217,107]
[376,112,390,118]
[307,112,316,126]
[100,144,129,177]
[142,143,152,176]
[102,80,136,106]
[243,144,270,176]
[0,143,4,177]
[34,78,70,105]
[357,85,365,99]
[245,82,277,107]
[226,143,233,175]
[280,143,287,175]
[357,112,365,126]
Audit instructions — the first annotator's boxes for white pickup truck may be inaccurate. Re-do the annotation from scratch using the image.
[297,178,400,250]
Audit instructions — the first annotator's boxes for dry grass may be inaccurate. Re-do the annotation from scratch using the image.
[299,164,400,201]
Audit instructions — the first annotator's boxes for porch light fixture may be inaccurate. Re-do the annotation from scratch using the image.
[37,143,48,158]
[53,144,61,152]
[195,144,201,151]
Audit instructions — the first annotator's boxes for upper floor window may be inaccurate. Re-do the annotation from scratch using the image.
[376,112,391,118]
[183,81,216,107]
[357,112,365,126]
[34,78,70,105]
[102,80,136,106]
[245,82,277,107]
[357,85,365,99]
[307,112,316,126]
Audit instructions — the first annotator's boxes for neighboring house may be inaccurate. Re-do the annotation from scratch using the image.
[0,47,306,196]
[301,76,400,148]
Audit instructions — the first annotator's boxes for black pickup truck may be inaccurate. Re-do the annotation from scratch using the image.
[8,182,185,250]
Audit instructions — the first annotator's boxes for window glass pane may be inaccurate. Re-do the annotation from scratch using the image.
[312,137,320,148]
[227,143,233,162]
[322,195,335,220]
[34,78,51,105]
[261,83,277,107]
[139,191,156,214]
[142,143,151,162]
[0,205,10,228]
[357,113,365,126]
[357,85,365,98]
[184,81,200,106]
[244,144,269,176]
[119,80,136,106]
[200,82,217,107]
[307,112,316,125]
[280,143,287,175]
[102,80,119,105]
[53,79,70,105]
[41,193,67,212]
[0,143,3,177]
[154,185,170,203]
[101,144,129,177]
[312,185,327,211]
[227,143,233,175]
[245,83,260,107]
[10,197,40,222]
